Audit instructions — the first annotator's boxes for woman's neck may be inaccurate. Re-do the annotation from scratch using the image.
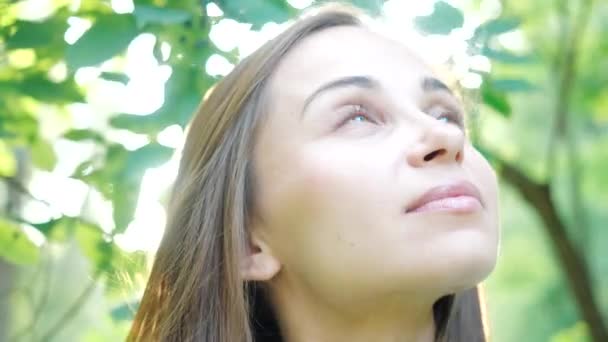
[269,280,438,342]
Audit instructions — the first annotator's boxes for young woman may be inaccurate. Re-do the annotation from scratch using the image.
[129,4,500,342]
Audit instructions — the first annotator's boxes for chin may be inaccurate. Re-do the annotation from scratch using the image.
[413,232,498,293]
[440,247,498,293]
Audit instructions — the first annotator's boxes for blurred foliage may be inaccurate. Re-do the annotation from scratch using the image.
[0,0,606,341]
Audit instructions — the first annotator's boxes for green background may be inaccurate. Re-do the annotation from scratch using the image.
[0,0,607,341]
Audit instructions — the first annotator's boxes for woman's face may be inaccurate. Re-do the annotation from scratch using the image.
[251,26,499,306]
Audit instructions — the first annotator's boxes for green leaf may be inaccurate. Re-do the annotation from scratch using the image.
[218,0,296,29]
[172,89,201,127]
[109,113,170,135]
[31,217,65,237]
[76,142,173,233]
[0,218,40,265]
[550,321,591,342]
[63,128,105,143]
[74,144,129,198]
[111,143,173,233]
[110,66,203,134]
[124,142,174,181]
[74,221,114,273]
[481,46,534,64]
[71,160,95,179]
[71,141,172,234]
[493,78,536,92]
[111,183,140,234]
[0,112,38,142]
[161,65,205,127]
[18,74,84,104]
[66,14,138,69]
[415,1,464,35]
[133,5,192,27]
[30,138,57,171]
[481,80,511,116]
[349,0,385,16]
[30,216,81,242]
[0,141,17,177]
[99,71,130,85]
[473,17,520,42]
[6,19,68,50]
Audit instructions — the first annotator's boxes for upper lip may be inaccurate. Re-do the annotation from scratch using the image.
[405,180,483,213]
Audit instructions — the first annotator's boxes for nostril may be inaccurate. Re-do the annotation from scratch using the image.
[423,149,446,162]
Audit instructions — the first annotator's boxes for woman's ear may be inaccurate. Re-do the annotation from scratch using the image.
[241,230,281,281]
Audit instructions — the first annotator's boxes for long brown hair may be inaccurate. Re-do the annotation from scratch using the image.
[128,4,490,342]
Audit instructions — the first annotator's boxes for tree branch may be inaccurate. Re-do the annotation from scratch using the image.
[561,0,594,254]
[489,152,608,341]
[8,251,53,342]
[37,272,101,342]
[0,176,52,209]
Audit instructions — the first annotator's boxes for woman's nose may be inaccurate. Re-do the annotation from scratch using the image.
[406,123,465,168]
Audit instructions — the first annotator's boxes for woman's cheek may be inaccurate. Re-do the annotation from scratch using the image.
[468,146,501,251]
[299,148,377,210]
[472,147,499,211]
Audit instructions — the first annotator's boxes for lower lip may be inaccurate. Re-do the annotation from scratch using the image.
[408,196,483,214]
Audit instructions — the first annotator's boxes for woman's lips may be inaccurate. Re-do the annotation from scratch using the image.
[405,181,483,214]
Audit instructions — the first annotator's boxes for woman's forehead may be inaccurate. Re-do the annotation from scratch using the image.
[269,25,434,102]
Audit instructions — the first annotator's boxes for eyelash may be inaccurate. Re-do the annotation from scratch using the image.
[338,103,465,129]
[434,109,465,128]
[342,105,376,125]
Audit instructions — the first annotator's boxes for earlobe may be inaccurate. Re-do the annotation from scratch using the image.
[240,234,281,281]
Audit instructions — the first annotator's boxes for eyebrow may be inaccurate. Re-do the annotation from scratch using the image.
[300,75,378,117]
[422,77,453,94]
[299,75,453,118]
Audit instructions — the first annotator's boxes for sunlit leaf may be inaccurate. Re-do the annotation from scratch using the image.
[5,19,68,50]
[66,14,138,69]
[481,79,511,116]
[30,138,57,171]
[473,17,521,43]
[111,180,139,234]
[74,220,114,273]
[550,321,591,342]
[493,78,536,92]
[349,0,385,16]
[109,113,170,135]
[99,71,130,85]
[31,217,67,237]
[218,0,296,29]
[74,144,129,198]
[482,46,534,64]
[0,140,17,177]
[63,128,106,143]
[0,112,38,142]
[30,216,93,243]
[18,74,84,104]
[109,66,205,133]
[0,218,39,265]
[414,1,464,35]
[74,142,173,233]
[133,5,192,27]
[124,142,174,181]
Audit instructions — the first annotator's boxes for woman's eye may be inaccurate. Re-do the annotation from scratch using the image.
[429,107,464,128]
[437,112,458,124]
[343,105,375,125]
[351,114,369,122]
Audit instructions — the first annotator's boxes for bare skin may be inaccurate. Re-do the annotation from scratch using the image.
[241,26,500,342]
